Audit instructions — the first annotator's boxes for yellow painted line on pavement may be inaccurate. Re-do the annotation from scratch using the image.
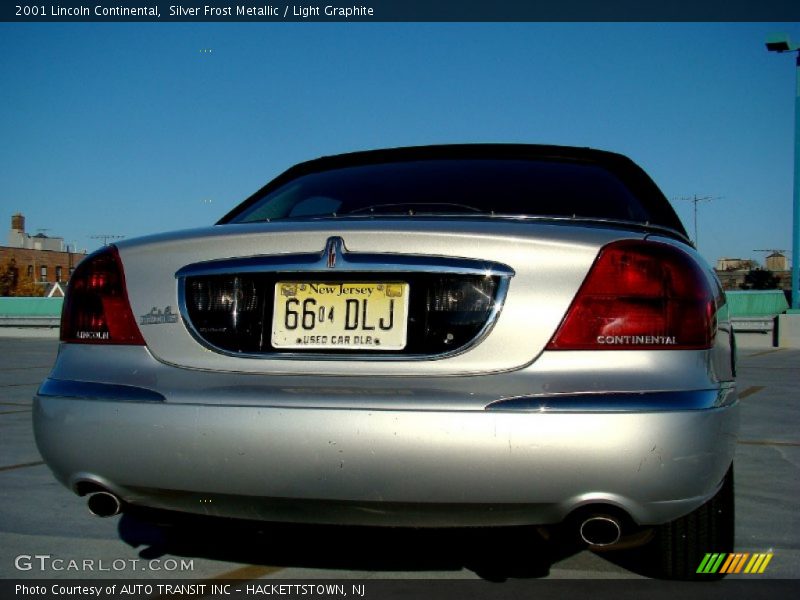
[738,386,765,400]
[738,439,800,447]
[0,460,45,473]
[210,565,285,579]
[745,348,783,358]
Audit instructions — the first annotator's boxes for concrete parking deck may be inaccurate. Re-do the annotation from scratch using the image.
[0,334,797,581]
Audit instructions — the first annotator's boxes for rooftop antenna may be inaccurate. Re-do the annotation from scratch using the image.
[673,195,723,247]
[90,234,125,246]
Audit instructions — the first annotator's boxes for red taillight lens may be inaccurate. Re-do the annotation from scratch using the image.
[60,246,145,345]
[547,240,717,350]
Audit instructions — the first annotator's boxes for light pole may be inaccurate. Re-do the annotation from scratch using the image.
[766,33,800,310]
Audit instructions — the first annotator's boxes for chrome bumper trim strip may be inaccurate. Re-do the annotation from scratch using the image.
[484,386,737,412]
[37,378,166,403]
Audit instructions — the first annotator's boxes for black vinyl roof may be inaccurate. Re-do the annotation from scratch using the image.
[218,144,688,239]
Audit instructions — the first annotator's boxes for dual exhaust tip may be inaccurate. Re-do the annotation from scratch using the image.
[86,491,122,518]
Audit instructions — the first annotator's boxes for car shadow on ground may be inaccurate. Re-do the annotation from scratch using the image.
[117,509,661,580]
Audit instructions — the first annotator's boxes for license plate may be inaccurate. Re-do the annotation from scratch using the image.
[272,281,409,350]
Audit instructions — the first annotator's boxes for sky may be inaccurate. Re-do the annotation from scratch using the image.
[1,22,798,268]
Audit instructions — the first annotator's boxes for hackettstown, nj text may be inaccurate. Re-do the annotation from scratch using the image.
[246,584,360,596]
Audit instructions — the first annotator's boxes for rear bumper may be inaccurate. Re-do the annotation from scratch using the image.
[34,379,738,527]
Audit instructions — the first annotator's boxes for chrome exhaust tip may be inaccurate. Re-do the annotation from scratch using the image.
[87,491,122,517]
[579,515,622,547]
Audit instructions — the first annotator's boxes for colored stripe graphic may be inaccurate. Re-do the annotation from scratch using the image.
[721,553,749,574]
[697,553,773,574]
[697,553,725,574]
[744,553,774,574]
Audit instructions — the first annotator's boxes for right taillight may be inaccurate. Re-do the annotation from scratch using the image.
[547,240,718,351]
[60,245,145,345]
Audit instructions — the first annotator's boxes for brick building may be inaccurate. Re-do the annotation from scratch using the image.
[0,213,86,295]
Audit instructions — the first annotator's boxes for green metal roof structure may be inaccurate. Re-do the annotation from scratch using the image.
[725,290,789,318]
[0,297,63,316]
[0,297,63,327]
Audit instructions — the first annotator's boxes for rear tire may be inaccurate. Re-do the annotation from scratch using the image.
[654,464,735,580]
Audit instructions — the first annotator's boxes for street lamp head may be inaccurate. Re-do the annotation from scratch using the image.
[766,33,798,53]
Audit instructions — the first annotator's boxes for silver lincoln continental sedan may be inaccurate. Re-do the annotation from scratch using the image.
[34,144,737,579]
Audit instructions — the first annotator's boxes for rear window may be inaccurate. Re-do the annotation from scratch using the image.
[228,159,654,226]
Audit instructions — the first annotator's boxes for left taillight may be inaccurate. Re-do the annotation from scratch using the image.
[60,245,145,345]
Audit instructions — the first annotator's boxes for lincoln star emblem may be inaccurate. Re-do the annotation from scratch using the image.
[327,245,336,268]
[325,237,345,269]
